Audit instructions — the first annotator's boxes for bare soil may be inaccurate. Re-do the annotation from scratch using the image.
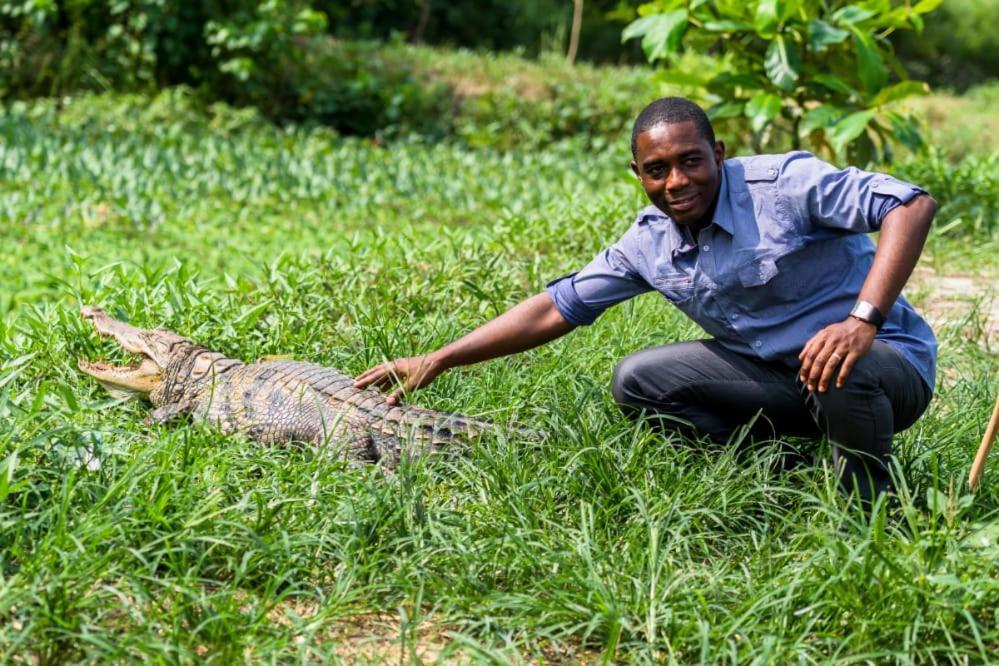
[909,266,999,349]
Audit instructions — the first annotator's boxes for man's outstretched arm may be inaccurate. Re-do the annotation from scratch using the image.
[353,292,575,405]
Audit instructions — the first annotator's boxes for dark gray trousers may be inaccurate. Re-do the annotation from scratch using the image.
[611,339,932,504]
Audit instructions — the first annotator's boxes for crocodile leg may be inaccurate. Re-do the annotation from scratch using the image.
[145,400,195,425]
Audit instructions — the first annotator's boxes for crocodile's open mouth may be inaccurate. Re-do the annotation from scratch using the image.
[77,357,162,399]
[77,306,168,399]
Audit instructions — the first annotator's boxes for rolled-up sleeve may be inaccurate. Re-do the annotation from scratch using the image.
[780,152,927,232]
[546,224,652,326]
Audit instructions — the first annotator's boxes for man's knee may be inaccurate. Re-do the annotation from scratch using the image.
[611,348,682,408]
[611,354,642,407]
[802,351,882,416]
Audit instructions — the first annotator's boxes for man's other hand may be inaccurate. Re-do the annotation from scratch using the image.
[798,318,877,392]
[353,354,446,406]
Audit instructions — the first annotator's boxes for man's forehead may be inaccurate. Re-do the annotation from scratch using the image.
[636,122,708,159]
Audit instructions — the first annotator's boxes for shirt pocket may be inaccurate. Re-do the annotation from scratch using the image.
[654,274,695,304]
[736,256,779,288]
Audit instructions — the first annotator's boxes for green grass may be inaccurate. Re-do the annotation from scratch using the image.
[1,94,998,663]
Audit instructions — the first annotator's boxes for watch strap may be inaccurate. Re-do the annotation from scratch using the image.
[849,300,885,328]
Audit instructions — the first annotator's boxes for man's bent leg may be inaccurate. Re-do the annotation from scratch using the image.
[802,341,932,504]
[611,340,818,444]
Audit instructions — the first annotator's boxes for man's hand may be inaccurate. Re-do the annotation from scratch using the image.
[353,354,447,406]
[798,317,877,392]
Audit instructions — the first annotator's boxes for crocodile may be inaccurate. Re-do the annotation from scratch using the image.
[77,305,496,466]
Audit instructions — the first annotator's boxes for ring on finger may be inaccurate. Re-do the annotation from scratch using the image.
[830,352,843,362]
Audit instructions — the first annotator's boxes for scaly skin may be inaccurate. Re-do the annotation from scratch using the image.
[78,307,490,467]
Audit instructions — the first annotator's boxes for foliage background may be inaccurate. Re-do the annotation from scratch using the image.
[1,1,997,662]
[1,0,996,144]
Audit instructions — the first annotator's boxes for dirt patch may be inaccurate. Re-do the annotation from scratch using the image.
[909,267,999,348]
[262,602,600,664]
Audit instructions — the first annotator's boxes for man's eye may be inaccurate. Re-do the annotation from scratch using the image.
[684,158,701,166]
[649,167,665,178]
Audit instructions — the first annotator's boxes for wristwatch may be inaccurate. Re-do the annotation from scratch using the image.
[849,300,885,328]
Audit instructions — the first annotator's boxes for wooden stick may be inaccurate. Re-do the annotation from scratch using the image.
[969,392,999,491]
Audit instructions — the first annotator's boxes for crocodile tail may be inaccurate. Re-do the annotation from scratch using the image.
[389,404,541,448]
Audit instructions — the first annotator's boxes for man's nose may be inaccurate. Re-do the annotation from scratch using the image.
[666,167,690,191]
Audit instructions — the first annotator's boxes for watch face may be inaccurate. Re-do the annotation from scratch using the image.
[851,301,884,326]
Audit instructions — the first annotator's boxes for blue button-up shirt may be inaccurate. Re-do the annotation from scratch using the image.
[547,151,937,390]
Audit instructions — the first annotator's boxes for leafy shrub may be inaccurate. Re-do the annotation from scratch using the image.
[454,80,638,151]
[892,151,999,238]
[622,0,941,164]
[892,0,999,91]
[0,1,213,96]
[286,40,454,138]
[0,2,454,138]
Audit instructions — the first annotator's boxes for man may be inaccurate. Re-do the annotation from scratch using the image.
[354,97,937,505]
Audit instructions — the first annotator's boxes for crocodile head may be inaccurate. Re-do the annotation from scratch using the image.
[77,305,193,400]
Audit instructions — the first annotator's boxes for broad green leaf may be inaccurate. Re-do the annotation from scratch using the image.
[806,19,848,53]
[764,35,800,91]
[636,0,685,16]
[0,452,17,503]
[707,71,764,94]
[622,15,658,42]
[706,101,745,119]
[926,487,948,516]
[813,73,857,96]
[754,0,779,35]
[850,27,887,93]
[883,110,924,151]
[800,104,845,133]
[702,20,752,32]
[778,0,802,22]
[828,109,875,154]
[831,5,876,25]
[913,0,943,14]
[232,300,271,333]
[654,68,710,88]
[870,80,929,107]
[624,10,689,61]
[745,92,782,133]
[880,6,913,29]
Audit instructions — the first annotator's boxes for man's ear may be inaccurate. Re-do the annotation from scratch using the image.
[630,159,640,178]
[713,141,726,167]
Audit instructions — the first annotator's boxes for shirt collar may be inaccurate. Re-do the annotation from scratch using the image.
[710,163,735,236]
[636,162,735,240]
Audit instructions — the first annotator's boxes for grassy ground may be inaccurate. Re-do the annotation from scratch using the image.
[1,92,998,663]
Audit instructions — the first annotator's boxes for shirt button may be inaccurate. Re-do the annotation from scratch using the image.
[753,340,763,348]
[702,244,711,252]
[731,313,739,320]
[768,168,777,176]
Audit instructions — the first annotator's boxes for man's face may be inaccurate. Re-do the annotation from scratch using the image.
[631,121,725,227]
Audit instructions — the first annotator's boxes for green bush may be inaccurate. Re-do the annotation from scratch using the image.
[0,2,455,138]
[622,0,939,163]
[892,151,999,238]
[892,0,999,91]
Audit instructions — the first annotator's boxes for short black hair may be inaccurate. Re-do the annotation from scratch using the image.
[631,97,715,157]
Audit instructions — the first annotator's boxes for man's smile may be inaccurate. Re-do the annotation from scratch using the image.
[667,192,699,212]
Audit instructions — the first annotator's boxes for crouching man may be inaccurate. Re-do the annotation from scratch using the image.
[354,97,937,506]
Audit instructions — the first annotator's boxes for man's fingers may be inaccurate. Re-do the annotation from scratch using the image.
[804,344,833,390]
[817,352,843,392]
[354,362,402,389]
[353,366,386,388]
[836,352,859,388]
[799,337,825,382]
[387,385,408,406]
[353,368,378,387]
